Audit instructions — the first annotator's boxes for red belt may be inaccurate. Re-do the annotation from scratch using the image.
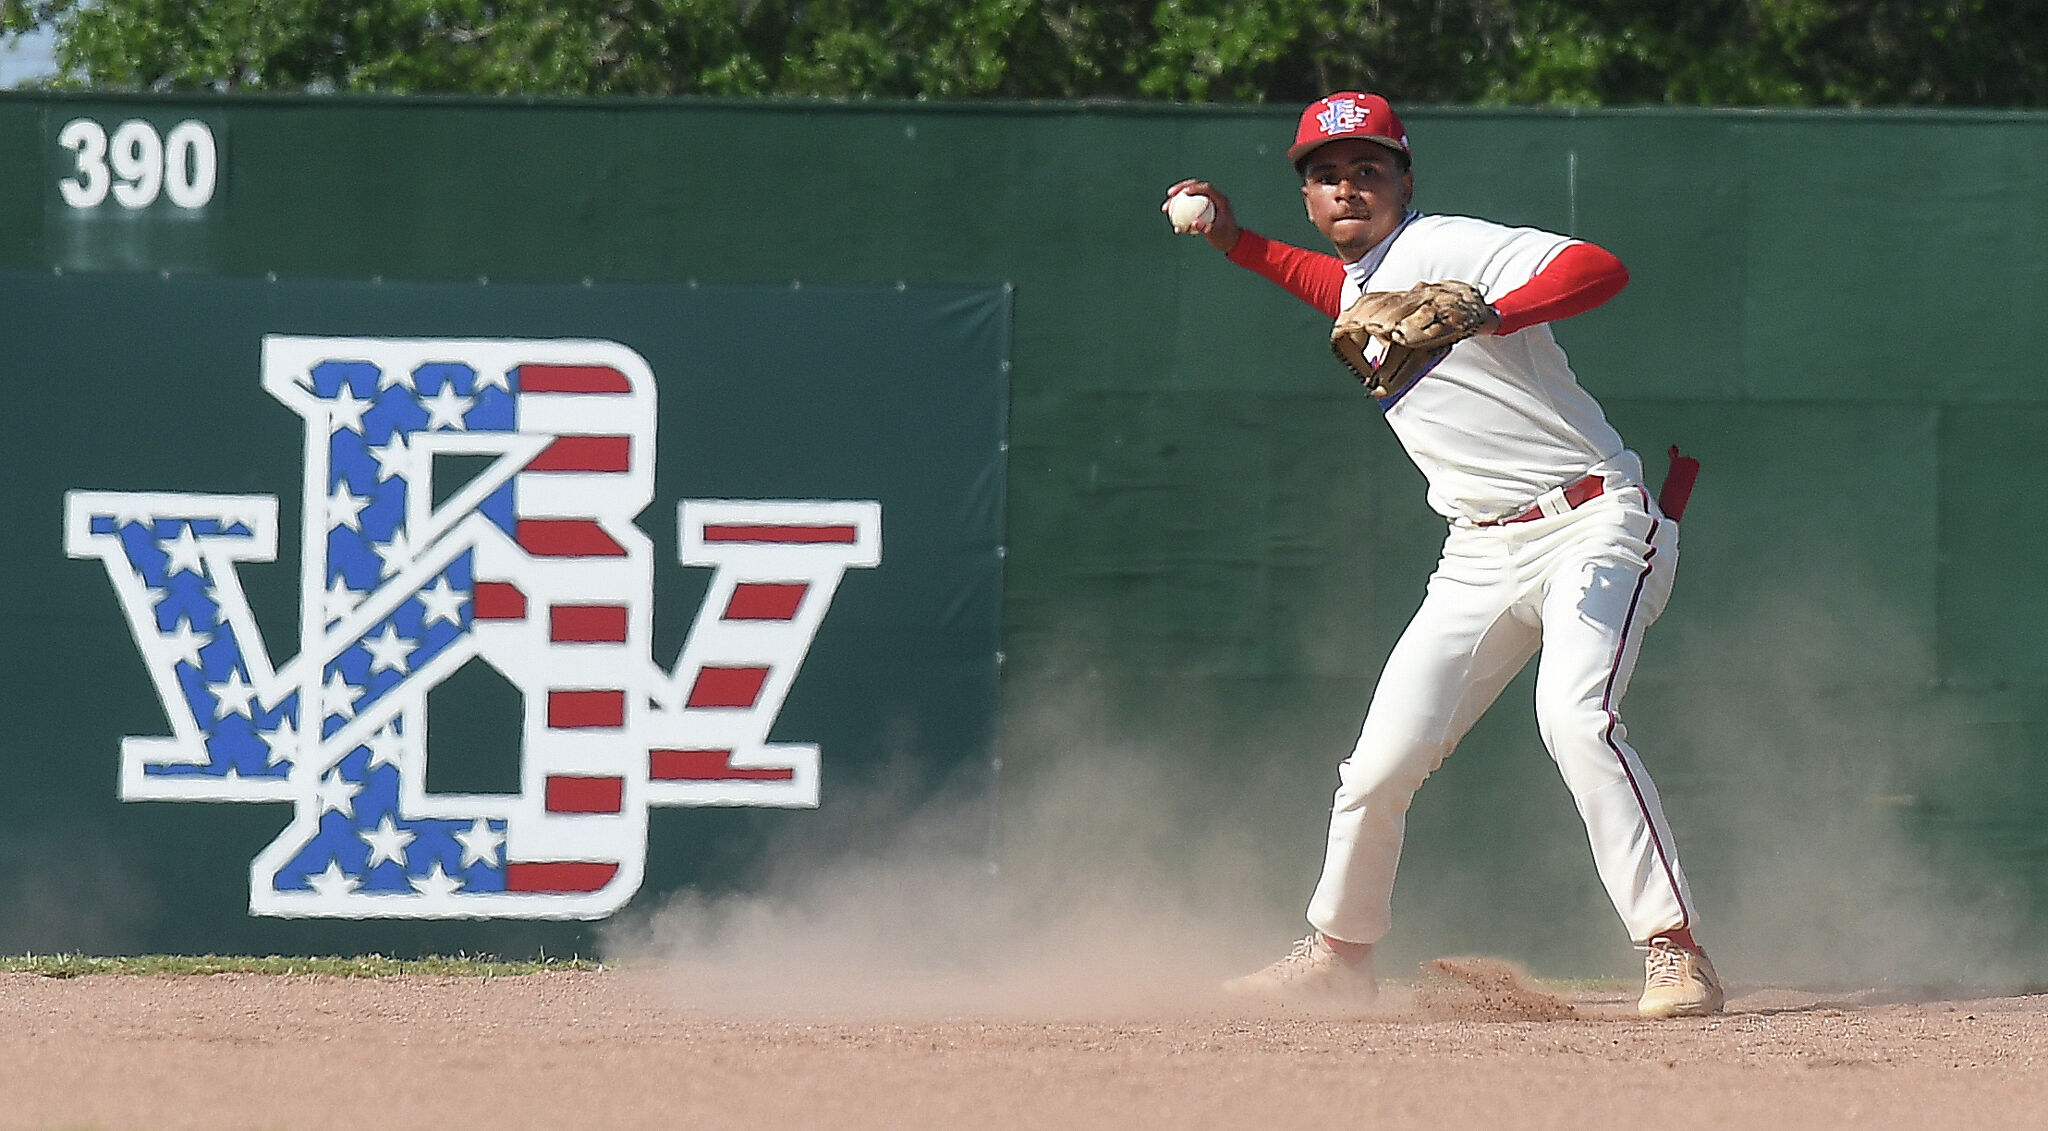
[1478,474,1606,527]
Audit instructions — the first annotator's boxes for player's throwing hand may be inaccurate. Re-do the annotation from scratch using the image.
[1160,178,1242,253]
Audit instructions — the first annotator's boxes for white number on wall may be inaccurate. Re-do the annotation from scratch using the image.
[57,118,218,210]
[55,118,109,208]
[162,120,219,208]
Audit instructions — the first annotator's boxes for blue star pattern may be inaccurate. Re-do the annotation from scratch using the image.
[69,350,522,904]
[265,356,516,899]
[90,515,299,781]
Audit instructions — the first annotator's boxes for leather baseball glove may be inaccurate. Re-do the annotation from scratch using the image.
[1331,280,1492,398]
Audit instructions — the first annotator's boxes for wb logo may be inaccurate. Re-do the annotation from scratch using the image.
[65,337,880,919]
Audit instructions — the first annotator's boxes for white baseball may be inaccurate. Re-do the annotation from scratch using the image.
[1165,191,1216,234]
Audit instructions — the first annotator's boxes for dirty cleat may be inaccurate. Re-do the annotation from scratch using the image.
[1638,936,1724,1018]
[1223,933,1377,1002]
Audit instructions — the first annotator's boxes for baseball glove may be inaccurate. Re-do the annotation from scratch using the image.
[1331,280,1492,398]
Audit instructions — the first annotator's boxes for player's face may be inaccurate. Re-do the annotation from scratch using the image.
[1301,139,1414,261]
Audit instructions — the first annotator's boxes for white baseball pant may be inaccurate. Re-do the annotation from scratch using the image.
[1306,483,1696,946]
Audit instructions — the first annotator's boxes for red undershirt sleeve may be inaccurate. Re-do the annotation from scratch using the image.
[1220,230,1628,333]
[1488,241,1629,336]
[1225,229,1347,318]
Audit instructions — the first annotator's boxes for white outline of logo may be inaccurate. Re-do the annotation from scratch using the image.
[65,336,879,920]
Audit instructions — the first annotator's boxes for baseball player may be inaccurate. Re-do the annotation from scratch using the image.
[1165,92,1722,1019]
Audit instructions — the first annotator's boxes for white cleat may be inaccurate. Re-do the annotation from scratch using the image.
[1223,933,1378,1003]
[1638,937,1725,1018]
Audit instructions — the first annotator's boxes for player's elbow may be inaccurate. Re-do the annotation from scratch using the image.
[1592,246,1630,295]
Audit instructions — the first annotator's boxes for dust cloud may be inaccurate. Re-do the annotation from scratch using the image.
[607,557,2045,1015]
[603,683,1309,1019]
[0,831,158,955]
[1656,561,2037,992]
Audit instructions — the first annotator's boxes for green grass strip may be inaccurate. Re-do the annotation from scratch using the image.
[0,953,604,978]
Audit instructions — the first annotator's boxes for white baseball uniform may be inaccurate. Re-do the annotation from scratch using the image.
[1301,211,1697,947]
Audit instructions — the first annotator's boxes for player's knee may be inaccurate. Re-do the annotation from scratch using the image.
[1334,736,1446,811]
[1534,694,1620,756]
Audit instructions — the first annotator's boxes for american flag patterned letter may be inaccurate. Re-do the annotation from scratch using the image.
[65,337,880,919]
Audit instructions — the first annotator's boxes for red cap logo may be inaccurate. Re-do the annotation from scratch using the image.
[1288,92,1409,165]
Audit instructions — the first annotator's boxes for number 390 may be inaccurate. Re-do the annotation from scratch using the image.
[58,118,219,210]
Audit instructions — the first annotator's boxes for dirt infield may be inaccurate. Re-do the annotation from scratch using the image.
[4,961,2046,1131]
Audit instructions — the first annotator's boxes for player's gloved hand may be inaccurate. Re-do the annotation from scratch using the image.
[1331,281,1493,398]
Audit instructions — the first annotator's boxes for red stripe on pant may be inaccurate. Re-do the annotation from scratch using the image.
[1597,510,1691,931]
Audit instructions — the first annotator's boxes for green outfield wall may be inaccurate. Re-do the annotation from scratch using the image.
[3,92,2046,978]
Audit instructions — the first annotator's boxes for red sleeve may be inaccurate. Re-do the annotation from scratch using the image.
[1224,229,1347,317]
[1489,241,1629,335]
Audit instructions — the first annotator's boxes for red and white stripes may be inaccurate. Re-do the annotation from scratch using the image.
[463,356,882,904]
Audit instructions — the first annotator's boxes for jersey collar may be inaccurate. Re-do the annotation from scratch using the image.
[1342,209,1422,289]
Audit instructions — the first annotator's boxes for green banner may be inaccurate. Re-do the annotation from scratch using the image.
[2,269,1007,956]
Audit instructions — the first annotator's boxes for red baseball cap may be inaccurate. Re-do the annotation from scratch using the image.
[1288,92,1410,166]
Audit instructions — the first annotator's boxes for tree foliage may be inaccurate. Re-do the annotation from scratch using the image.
[5,0,2046,106]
